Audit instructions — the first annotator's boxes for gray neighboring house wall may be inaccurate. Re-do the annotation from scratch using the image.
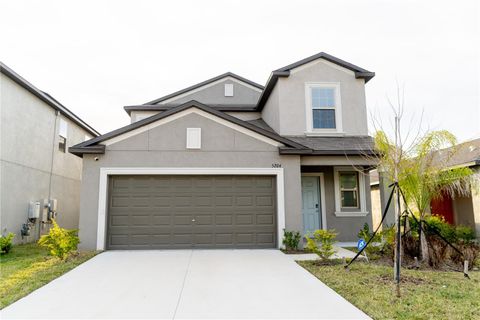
[0,62,99,243]
[72,52,377,250]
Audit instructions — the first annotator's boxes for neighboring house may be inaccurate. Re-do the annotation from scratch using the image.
[71,52,377,250]
[429,139,480,235]
[0,62,99,243]
[369,169,396,230]
[371,139,480,237]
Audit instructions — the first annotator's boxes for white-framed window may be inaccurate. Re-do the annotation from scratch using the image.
[339,171,359,208]
[305,83,342,133]
[58,119,68,153]
[186,128,201,149]
[333,167,368,217]
[224,83,234,97]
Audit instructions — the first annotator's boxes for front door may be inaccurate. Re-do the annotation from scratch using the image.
[301,176,321,235]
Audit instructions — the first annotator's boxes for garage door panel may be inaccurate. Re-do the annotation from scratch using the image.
[107,175,276,249]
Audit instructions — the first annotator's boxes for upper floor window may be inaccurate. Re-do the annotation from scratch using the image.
[58,119,68,153]
[305,83,342,133]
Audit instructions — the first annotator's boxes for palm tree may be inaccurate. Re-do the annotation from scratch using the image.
[375,130,474,261]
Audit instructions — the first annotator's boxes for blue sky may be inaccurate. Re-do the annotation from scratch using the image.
[1,0,478,142]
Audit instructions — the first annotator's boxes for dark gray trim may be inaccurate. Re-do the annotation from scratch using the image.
[0,62,100,137]
[69,145,106,157]
[143,72,264,105]
[279,147,377,156]
[124,104,258,115]
[256,52,375,111]
[70,100,308,156]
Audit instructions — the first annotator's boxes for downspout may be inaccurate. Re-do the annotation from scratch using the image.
[39,110,59,239]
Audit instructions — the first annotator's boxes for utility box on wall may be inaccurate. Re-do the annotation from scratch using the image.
[28,201,41,219]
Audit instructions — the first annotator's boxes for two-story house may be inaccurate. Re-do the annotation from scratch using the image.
[1,62,99,243]
[70,52,376,250]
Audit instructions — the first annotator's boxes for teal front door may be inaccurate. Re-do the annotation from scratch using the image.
[302,176,321,235]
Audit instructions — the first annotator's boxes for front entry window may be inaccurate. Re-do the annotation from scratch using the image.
[339,172,359,208]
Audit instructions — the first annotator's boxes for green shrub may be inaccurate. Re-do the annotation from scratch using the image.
[38,220,79,260]
[282,230,301,251]
[0,233,15,254]
[305,229,337,260]
[455,225,476,243]
[423,215,456,243]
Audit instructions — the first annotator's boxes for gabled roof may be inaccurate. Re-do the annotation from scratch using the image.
[0,62,100,137]
[256,52,375,111]
[143,72,264,105]
[432,138,480,168]
[70,100,307,157]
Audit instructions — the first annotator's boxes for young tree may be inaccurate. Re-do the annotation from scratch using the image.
[375,129,474,261]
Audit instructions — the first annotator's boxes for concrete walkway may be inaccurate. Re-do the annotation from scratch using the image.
[2,250,369,319]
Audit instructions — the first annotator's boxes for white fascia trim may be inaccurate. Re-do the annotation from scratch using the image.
[304,82,343,134]
[160,76,263,104]
[103,107,284,148]
[333,166,368,216]
[290,59,356,76]
[96,167,285,250]
[301,173,327,230]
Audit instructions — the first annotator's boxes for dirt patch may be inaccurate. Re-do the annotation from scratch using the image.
[281,249,309,254]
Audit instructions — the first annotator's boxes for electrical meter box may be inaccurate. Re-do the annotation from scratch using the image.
[28,201,41,219]
[48,199,58,212]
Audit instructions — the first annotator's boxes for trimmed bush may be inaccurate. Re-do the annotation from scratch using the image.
[38,220,79,260]
[305,229,337,260]
[455,225,476,243]
[282,230,301,251]
[0,233,15,254]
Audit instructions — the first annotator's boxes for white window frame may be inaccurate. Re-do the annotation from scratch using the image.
[304,82,343,134]
[333,167,368,217]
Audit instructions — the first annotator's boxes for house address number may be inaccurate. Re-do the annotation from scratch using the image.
[271,163,282,168]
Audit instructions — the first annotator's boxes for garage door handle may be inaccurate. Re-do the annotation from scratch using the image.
[192,218,196,222]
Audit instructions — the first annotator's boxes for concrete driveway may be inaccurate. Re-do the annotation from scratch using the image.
[2,250,369,319]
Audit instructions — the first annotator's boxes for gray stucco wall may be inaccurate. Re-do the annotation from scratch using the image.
[158,79,261,106]
[261,59,369,136]
[1,73,90,243]
[78,112,302,250]
[301,166,372,242]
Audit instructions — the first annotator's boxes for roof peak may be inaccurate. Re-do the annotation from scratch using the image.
[143,72,264,105]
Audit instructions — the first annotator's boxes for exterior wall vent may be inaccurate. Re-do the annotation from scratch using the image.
[224,83,234,97]
[186,128,201,149]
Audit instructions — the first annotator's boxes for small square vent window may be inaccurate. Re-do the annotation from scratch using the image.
[224,83,234,97]
[186,128,201,149]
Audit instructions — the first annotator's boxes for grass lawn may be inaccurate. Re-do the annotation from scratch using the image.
[299,261,480,320]
[0,243,97,309]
